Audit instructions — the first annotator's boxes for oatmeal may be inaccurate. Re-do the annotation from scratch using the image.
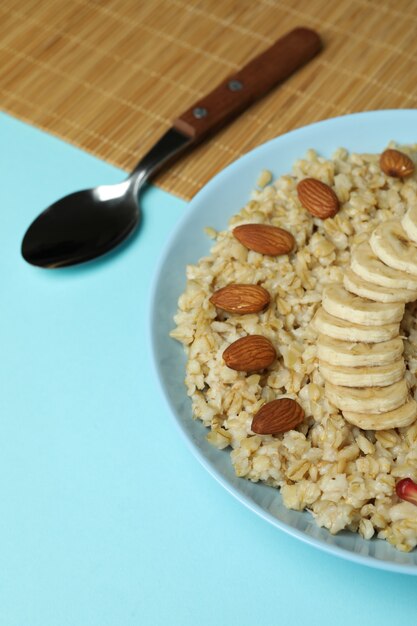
[171,144,417,552]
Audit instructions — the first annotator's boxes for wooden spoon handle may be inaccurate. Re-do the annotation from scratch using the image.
[173,27,322,141]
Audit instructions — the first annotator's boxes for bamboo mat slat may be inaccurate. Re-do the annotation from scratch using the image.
[2,0,417,199]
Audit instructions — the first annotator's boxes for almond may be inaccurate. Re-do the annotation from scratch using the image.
[210,284,270,314]
[297,178,339,219]
[232,224,294,256]
[380,149,414,178]
[251,398,305,435]
[223,335,276,372]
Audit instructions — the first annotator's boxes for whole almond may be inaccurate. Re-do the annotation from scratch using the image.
[223,335,276,372]
[380,149,414,178]
[232,224,294,256]
[297,178,339,219]
[251,398,305,435]
[210,284,270,314]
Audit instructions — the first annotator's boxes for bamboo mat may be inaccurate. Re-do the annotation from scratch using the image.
[2,0,417,200]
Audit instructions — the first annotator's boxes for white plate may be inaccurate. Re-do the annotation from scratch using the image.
[150,110,417,574]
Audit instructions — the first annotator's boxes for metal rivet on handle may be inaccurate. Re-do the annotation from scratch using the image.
[192,107,208,119]
[228,79,243,91]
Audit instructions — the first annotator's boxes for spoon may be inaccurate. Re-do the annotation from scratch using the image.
[21,27,321,268]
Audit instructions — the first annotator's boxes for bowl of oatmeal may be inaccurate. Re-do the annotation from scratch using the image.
[151,110,417,573]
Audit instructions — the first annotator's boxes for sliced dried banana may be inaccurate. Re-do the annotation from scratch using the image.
[319,359,405,387]
[342,398,417,430]
[351,241,417,290]
[343,267,417,303]
[312,307,400,343]
[325,379,408,413]
[370,220,417,275]
[317,335,404,367]
[322,283,404,325]
[401,206,417,245]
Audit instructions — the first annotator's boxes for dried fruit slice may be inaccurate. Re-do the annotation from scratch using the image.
[343,267,417,303]
[370,220,417,275]
[317,335,404,367]
[232,224,295,256]
[312,307,400,343]
[296,178,339,219]
[223,335,276,372]
[402,206,417,245]
[351,241,417,290]
[380,149,414,178]
[325,379,408,414]
[319,359,405,388]
[343,398,417,430]
[210,284,270,314]
[322,283,404,326]
[251,398,304,434]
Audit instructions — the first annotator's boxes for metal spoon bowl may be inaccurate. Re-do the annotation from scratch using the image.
[21,129,189,268]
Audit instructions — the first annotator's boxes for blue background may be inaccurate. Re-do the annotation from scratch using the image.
[1,112,416,625]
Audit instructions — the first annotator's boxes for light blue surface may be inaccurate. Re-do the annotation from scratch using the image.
[1,111,417,626]
[152,110,417,574]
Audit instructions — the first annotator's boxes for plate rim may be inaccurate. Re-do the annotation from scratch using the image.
[149,109,417,574]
